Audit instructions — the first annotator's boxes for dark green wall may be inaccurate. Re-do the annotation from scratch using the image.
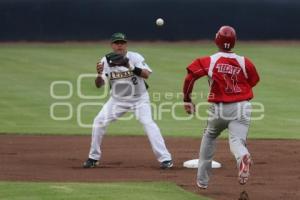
[0,0,299,41]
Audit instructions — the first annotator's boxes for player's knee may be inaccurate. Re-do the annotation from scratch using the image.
[204,128,219,138]
[93,116,108,127]
[138,117,154,125]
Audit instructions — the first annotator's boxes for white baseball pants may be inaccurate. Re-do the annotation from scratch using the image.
[88,94,172,163]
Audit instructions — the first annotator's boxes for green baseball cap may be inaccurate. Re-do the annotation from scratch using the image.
[111,32,127,43]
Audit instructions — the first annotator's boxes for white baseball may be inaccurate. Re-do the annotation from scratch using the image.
[156,18,164,26]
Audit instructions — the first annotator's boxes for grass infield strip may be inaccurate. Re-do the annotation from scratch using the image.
[0,181,210,200]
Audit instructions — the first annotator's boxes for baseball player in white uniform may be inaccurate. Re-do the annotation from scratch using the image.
[83,33,173,169]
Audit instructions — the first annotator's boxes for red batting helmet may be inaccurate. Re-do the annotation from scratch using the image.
[215,26,236,51]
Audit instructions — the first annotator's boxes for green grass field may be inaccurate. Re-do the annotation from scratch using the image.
[0,42,299,200]
[0,42,299,138]
[0,182,210,200]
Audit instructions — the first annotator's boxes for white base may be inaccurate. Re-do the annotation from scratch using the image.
[183,159,222,169]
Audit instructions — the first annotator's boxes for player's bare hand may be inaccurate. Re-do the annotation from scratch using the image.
[96,62,104,74]
[184,102,195,114]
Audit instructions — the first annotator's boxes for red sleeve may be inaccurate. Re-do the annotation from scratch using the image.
[183,73,197,102]
[245,57,260,87]
[183,58,209,102]
[187,58,208,78]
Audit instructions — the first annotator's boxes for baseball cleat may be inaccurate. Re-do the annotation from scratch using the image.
[238,154,252,185]
[83,158,99,168]
[196,182,208,189]
[160,160,173,169]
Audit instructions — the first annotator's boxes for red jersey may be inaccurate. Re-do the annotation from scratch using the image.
[183,52,260,103]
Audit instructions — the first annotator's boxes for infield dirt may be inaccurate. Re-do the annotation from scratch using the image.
[0,135,299,200]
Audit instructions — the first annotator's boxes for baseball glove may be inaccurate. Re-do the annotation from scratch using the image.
[105,52,129,67]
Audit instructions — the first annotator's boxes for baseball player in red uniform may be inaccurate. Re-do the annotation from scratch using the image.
[183,26,260,189]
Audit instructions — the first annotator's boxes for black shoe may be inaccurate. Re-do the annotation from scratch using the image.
[160,160,173,169]
[83,158,99,168]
